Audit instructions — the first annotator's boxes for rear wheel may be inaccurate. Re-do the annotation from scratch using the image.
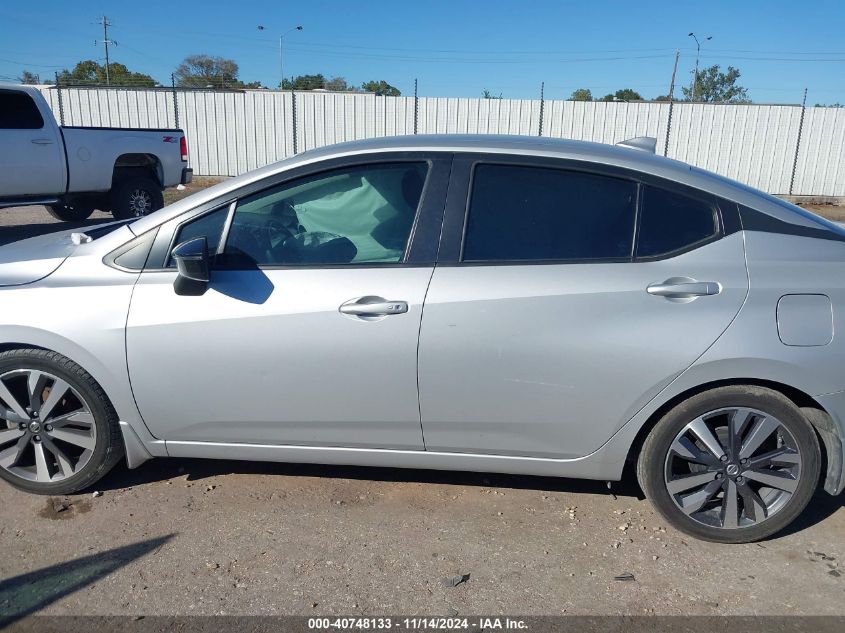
[46,201,95,222]
[637,386,820,543]
[0,349,123,495]
[110,174,164,219]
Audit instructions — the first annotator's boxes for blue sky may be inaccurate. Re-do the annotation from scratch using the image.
[1,0,843,104]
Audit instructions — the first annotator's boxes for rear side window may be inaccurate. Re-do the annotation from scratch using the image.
[462,165,637,262]
[636,186,719,258]
[0,90,45,129]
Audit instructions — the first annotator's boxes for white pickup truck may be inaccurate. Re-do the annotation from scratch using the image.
[0,84,192,221]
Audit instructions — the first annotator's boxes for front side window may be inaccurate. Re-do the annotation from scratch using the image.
[223,162,428,266]
[0,90,45,129]
[636,186,719,258]
[462,164,637,262]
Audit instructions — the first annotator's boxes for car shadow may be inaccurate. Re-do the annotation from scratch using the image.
[95,455,643,499]
[93,458,843,537]
[0,534,174,625]
[0,218,114,246]
[771,489,845,539]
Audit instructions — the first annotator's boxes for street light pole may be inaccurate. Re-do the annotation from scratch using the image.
[687,32,712,101]
[258,25,303,89]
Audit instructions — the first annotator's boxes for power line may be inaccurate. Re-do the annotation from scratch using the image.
[0,56,65,68]
[280,48,673,64]
[701,54,845,62]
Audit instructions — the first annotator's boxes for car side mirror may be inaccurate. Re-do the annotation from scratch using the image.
[172,237,210,296]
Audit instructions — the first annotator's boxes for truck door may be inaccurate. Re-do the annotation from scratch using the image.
[0,89,65,197]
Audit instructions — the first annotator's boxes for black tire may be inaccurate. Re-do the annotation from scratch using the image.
[109,173,164,219]
[637,385,821,543]
[46,201,95,222]
[0,349,124,495]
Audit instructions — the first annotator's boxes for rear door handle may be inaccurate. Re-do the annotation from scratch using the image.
[339,298,408,316]
[647,281,721,298]
[30,138,54,145]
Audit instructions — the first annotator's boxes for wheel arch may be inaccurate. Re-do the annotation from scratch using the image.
[113,153,163,187]
[624,377,842,495]
[0,341,158,468]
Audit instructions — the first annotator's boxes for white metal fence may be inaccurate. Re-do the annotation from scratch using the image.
[38,86,845,196]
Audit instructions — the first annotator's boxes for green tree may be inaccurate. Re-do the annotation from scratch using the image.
[281,74,327,90]
[569,88,593,101]
[174,55,256,89]
[362,80,401,96]
[653,95,672,101]
[482,89,503,99]
[681,65,750,103]
[17,70,40,84]
[58,60,156,87]
[600,88,643,102]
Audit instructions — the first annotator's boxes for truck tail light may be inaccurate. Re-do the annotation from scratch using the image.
[180,136,188,162]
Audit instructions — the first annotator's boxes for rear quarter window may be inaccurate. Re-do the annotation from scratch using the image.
[636,186,719,258]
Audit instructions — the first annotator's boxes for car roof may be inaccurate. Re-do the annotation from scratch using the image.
[282,134,693,178]
[128,134,834,236]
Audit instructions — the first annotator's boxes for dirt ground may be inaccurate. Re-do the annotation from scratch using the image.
[0,193,843,620]
[0,460,843,618]
[801,203,845,222]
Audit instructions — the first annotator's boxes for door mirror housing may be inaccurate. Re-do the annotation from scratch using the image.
[172,237,210,295]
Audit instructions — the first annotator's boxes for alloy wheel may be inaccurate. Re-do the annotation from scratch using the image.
[128,189,153,216]
[0,369,97,483]
[664,407,802,529]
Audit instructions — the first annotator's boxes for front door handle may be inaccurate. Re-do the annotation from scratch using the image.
[647,280,721,298]
[339,297,408,316]
[30,138,54,145]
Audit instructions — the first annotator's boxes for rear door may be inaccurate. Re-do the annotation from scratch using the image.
[418,156,748,458]
[0,89,64,197]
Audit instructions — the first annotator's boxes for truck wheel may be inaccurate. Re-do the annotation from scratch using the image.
[46,202,95,222]
[110,175,164,219]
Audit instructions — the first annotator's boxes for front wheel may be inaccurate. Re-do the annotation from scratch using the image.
[637,385,820,543]
[110,174,164,219]
[0,349,124,495]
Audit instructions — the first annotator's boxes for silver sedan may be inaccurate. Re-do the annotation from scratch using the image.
[1,135,843,543]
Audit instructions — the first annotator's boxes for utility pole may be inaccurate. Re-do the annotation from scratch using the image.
[95,15,117,85]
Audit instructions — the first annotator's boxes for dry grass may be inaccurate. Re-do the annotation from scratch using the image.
[799,204,845,222]
[162,176,227,205]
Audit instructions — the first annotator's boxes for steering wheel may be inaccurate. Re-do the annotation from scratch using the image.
[266,218,293,248]
[227,222,270,262]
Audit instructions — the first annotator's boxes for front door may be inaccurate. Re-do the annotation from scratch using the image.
[126,157,449,449]
[418,159,748,458]
[0,89,64,197]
